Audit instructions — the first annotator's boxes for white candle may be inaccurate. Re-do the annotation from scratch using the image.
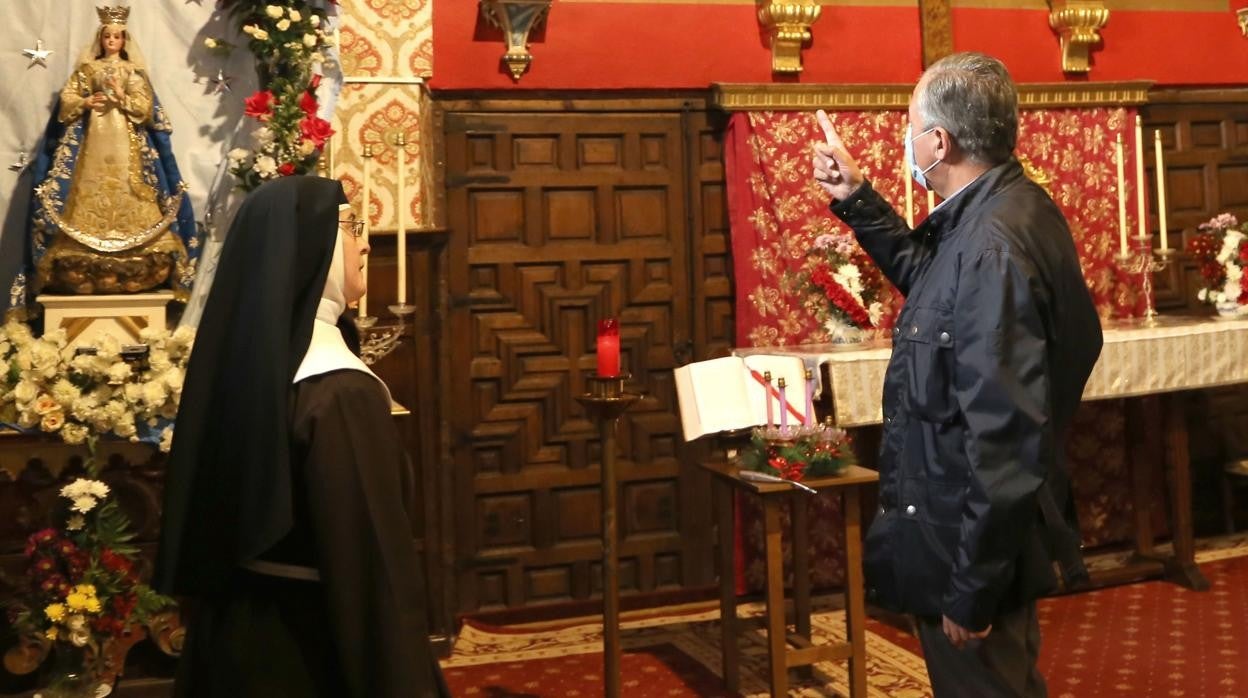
[926,188,936,216]
[1115,134,1127,257]
[1135,115,1147,239]
[396,132,408,306]
[903,146,914,228]
[1154,129,1168,251]
[360,144,372,318]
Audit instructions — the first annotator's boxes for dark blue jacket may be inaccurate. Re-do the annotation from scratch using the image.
[831,159,1103,631]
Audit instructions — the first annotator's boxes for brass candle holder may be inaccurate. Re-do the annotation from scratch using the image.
[575,373,638,698]
[1117,235,1175,326]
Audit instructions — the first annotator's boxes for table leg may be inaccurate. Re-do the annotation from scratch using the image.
[764,499,788,696]
[1126,397,1158,559]
[716,480,740,693]
[844,487,868,698]
[1163,393,1210,590]
[792,493,812,681]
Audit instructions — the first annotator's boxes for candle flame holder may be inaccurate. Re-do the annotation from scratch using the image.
[354,304,417,365]
[1117,235,1175,326]
[575,373,639,698]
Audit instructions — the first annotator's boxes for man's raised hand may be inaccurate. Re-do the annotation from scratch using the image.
[811,109,864,201]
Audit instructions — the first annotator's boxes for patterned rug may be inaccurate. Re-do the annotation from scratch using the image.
[442,536,1248,697]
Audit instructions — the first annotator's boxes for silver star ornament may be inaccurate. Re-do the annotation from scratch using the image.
[210,69,233,94]
[22,40,53,68]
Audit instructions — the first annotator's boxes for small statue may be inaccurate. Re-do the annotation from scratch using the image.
[25,5,199,300]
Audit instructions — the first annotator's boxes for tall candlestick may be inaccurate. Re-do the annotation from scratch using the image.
[764,371,773,429]
[396,132,408,306]
[359,144,373,318]
[804,368,815,426]
[778,378,788,431]
[1154,129,1168,251]
[596,318,620,377]
[1135,115,1147,239]
[1115,134,1127,257]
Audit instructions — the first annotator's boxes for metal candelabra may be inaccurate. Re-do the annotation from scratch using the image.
[354,303,416,365]
[1117,235,1175,326]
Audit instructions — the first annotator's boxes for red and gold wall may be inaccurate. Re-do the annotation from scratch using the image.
[432,0,1247,90]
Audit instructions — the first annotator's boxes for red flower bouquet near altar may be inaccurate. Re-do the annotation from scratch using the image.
[785,232,890,342]
[5,442,174,688]
[1187,213,1248,317]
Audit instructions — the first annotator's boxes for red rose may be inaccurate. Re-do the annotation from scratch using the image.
[299,90,318,117]
[278,162,296,176]
[299,116,334,148]
[1239,242,1248,264]
[100,549,133,575]
[243,90,275,122]
[309,74,323,90]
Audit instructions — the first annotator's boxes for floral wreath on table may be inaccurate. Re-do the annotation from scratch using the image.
[738,423,857,481]
[1186,213,1248,318]
[784,232,890,343]
[0,322,192,691]
[206,2,339,191]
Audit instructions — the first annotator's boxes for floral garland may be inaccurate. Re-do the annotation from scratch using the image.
[207,2,337,190]
[1186,213,1248,315]
[785,232,888,342]
[0,322,193,450]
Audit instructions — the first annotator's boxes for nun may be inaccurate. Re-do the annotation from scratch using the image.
[155,176,448,697]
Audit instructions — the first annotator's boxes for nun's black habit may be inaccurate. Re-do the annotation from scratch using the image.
[155,176,446,697]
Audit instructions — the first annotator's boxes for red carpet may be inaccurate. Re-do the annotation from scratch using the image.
[442,540,1248,697]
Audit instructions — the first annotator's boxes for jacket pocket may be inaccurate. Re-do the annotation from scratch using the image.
[899,306,957,424]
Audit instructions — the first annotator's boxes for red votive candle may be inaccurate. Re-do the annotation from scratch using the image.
[596,318,620,377]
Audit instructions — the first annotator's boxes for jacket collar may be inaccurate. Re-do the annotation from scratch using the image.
[919,158,1027,240]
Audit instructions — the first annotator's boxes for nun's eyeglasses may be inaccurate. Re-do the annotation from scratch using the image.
[339,219,364,238]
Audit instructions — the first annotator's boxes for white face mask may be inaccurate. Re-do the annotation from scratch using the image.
[905,124,941,190]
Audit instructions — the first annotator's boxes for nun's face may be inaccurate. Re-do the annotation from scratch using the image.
[340,213,369,303]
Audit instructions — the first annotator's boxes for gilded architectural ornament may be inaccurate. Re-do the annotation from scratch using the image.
[479,0,552,82]
[1047,0,1109,74]
[756,0,821,74]
[1238,8,1248,38]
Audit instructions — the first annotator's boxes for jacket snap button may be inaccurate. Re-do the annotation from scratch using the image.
[939,331,951,343]
[892,327,900,337]
[910,325,919,336]
[905,505,917,516]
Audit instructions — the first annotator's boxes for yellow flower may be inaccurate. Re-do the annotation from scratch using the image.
[45,603,65,622]
[66,593,89,611]
[45,627,58,641]
[73,584,97,598]
[85,597,102,614]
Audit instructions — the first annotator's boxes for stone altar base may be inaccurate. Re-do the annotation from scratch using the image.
[37,292,174,347]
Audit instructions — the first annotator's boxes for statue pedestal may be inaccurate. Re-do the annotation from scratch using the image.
[38,292,174,347]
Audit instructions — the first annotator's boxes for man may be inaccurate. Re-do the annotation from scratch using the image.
[812,52,1103,696]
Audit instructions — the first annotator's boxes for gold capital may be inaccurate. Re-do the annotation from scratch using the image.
[756,1,821,74]
[1048,1,1109,74]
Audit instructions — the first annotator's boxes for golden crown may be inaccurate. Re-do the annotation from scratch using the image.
[96,5,130,25]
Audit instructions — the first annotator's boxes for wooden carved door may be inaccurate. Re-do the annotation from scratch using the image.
[444,108,715,613]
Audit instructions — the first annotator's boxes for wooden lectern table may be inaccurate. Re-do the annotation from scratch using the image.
[701,460,879,698]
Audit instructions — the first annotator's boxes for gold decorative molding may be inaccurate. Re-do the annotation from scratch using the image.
[1239,7,1248,37]
[1048,0,1110,73]
[711,81,1153,111]
[919,0,954,68]
[756,1,821,73]
[479,0,552,81]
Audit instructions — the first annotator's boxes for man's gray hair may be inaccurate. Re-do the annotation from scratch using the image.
[917,52,1018,166]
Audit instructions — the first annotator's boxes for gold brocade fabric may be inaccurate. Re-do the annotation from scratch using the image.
[56,57,164,252]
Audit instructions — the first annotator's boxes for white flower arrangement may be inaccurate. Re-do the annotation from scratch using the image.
[0,322,194,451]
[1187,213,1248,317]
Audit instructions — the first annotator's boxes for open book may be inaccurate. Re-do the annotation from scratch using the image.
[673,354,811,441]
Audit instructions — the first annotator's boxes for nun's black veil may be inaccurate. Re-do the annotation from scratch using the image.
[155,176,347,595]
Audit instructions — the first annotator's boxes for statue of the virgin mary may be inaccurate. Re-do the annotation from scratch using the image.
[24,5,199,302]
